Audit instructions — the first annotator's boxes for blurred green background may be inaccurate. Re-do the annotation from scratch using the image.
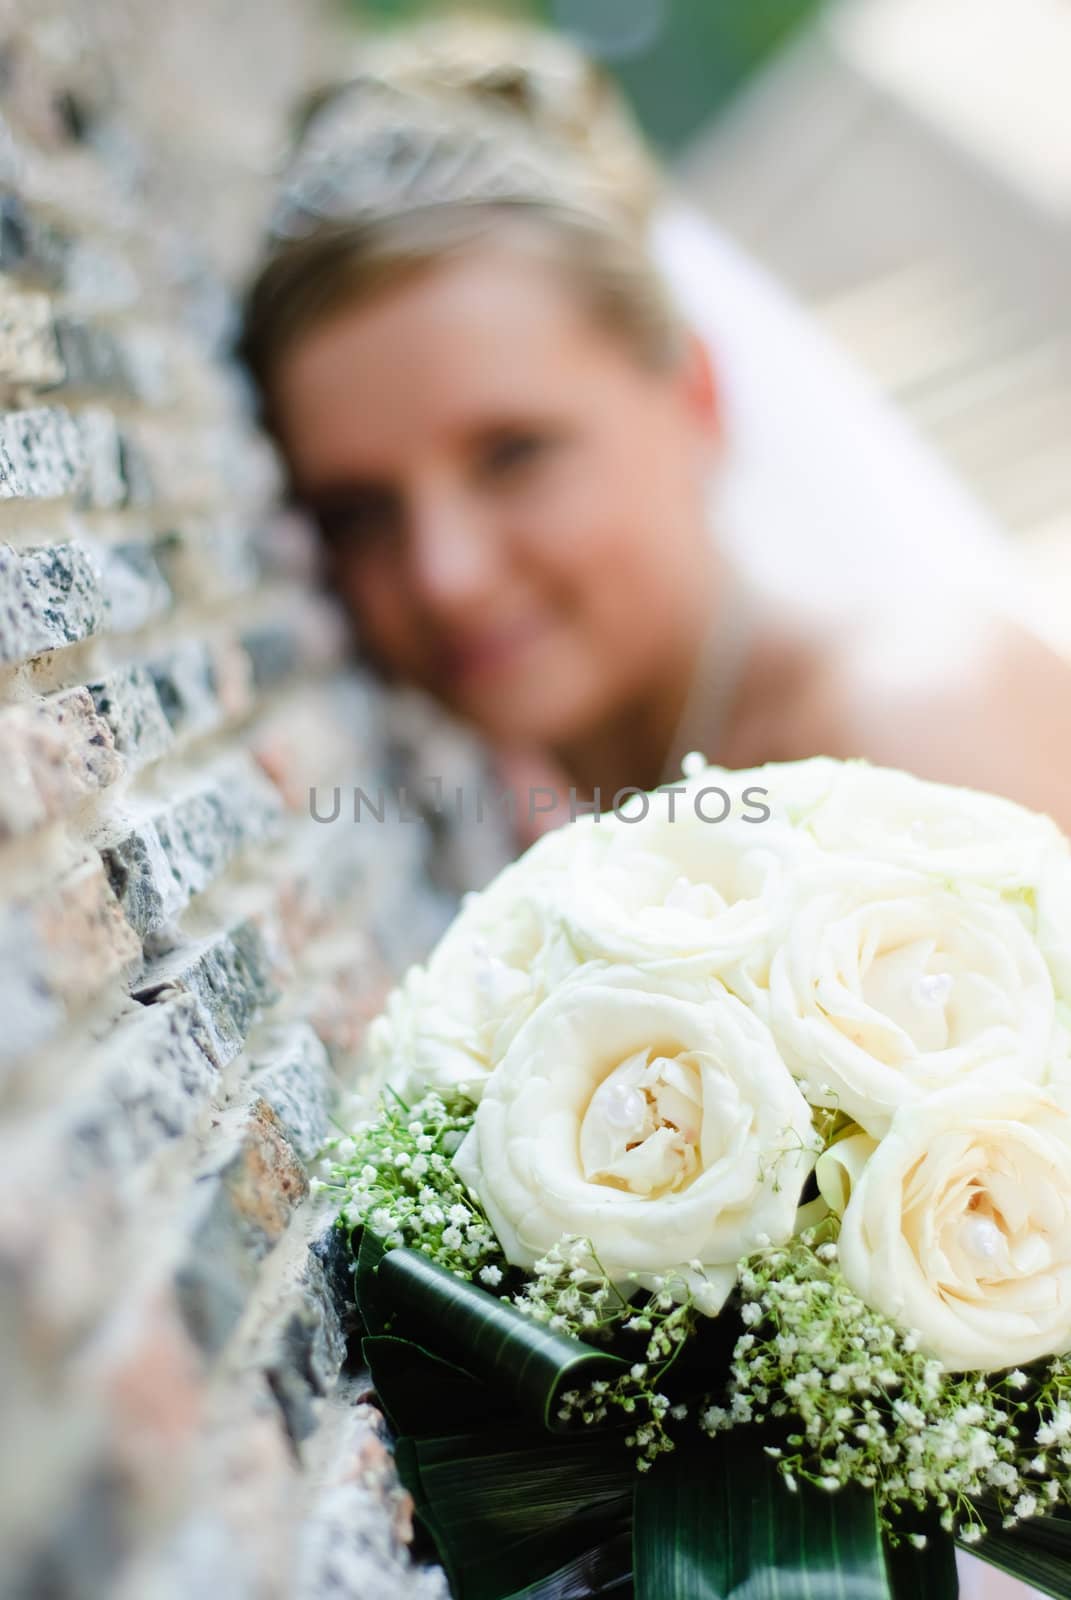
[348,0,826,152]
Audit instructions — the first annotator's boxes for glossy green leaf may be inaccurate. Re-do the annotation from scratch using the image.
[374,1246,629,1431]
[362,1334,502,1436]
[634,1431,897,1600]
[399,1427,635,1600]
[355,1227,390,1334]
[501,1531,633,1598]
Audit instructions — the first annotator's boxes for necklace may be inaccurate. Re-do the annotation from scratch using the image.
[658,566,754,787]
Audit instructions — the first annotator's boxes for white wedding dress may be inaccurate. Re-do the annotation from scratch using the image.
[651,202,1050,1600]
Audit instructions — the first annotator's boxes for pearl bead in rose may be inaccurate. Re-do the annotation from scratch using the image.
[453,973,818,1303]
[579,1048,704,1198]
[837,1082,1071,1371]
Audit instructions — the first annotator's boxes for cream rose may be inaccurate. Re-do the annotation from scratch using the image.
[768,864,1057,1135]
[554,789,814,1002]
[836,1082,1071,1372]
[787,758,1069,893]
[453,972,817,1305]
[366,820,606,1102]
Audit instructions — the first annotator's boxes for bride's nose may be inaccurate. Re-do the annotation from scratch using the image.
[405,480,505,618]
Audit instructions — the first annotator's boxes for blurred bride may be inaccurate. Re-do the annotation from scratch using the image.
[240,26,1064,1596]
[240,18,1071,858]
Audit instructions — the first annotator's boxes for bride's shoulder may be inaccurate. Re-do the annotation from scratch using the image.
[785,603,1071,828]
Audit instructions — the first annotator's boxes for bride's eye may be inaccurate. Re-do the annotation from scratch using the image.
[311,488,402,552]
[478,429,557,482]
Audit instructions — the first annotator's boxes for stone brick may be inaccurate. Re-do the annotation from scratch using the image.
[240,619,298,690]
[111,1378,300,1600]
[0,403,86,499]
[155,516,260,605]
[61,995,220,1178]
[51,315,133,397]
[101,755,284,936]
[145,639,222,739]
[174,1099,309,1357]
[1,1286,206,1600]
[74,406,130,509]
[0,856,141,1067]
[0,193,68,289]
[259,1240,347,1448]
[0,281,64,386]
[0,685,121,838]
[93,536,173,631]
[0,539,104,661]
[131,920,278,1069]
[87,665,173,770]
[122,417,228,511]
[64,233,143,315]
[295,1390,447,1600]
[247,1022,335,1164]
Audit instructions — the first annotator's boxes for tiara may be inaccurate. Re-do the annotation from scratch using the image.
[267,77,614,244]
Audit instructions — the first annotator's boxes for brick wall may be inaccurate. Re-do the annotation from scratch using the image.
[0,3,455,1595]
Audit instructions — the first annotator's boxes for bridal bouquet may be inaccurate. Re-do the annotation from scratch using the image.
[325,758,1071,1599]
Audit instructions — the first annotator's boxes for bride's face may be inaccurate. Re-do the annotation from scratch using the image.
[272,245,718,747]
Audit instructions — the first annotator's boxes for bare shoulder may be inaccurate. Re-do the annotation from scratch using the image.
[787,605,1071,832]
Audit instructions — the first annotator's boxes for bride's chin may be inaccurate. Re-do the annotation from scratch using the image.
[451,674,604,750]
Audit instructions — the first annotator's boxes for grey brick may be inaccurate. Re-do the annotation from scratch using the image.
[0,405,86,500]
[94,538,172,632]
[0,194,68,289]
[0,284,64,386]
[74,407,128,509]
[131,920,279,1069]
[261,1245,347,1447]
[155,518,260,605]
[175,1099,308,1357]
[51,316,133,396]
[99,818,187,938]
[101,756,283,936]
[87,665,174,770]
[0,540,105,662]
[146,640,222,738]
[248,1022,335,1164]
[0,857,141,1068]
[64,996,220,1178]
[240,620,299,690]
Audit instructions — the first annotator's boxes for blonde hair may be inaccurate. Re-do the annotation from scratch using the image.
[239,18,683,426]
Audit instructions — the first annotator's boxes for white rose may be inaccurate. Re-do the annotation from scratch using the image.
[787,758,1067,893]
[453,972,817,1305]
[365,820,604,1101]
[554,784,814,1001]
[768,864,1056,1136]
[836,1082,1071,1372]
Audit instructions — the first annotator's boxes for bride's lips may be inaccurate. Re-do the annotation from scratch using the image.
[436,618,550,683]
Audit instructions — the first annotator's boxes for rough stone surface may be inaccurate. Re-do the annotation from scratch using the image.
[175,1098,309,1358]
[0,857,141,1066]
[131,920,279,1070]
[93,538,173,631]
[0,404,86,501]
[0,686,122,837]
[99,751,285,934]
[0,2,480,1594]
[0,540,105,661]
[0,282,64,386]
[87,666,174,770]
[247,1022,336,1164]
